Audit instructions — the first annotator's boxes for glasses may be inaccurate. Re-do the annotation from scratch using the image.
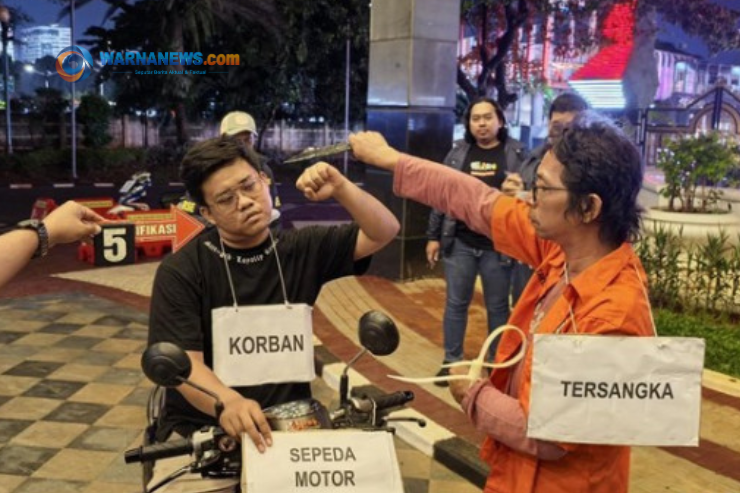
[531,184,568,203]
[209,177,263,212]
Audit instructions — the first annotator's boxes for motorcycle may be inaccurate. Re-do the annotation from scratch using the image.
[124,310,424,493]
[107,171,153,216]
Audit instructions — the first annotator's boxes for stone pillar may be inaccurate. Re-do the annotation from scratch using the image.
[365,0,461,280]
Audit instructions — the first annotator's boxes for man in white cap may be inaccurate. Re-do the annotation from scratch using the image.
[220,111,281,215]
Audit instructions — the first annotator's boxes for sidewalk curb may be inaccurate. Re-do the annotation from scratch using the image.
[314,344,487,488]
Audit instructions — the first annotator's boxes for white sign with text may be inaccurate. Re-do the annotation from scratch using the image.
[243,430,404,493]
[211,303,314,387]
[528,334,705,446]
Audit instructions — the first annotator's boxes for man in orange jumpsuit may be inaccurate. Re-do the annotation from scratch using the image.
[349,112,653,493]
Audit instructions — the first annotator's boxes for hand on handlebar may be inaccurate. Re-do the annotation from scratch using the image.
[219,396,273,453]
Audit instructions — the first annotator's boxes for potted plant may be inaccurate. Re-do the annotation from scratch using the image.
[643,131,740,245]
[656,131,739,213]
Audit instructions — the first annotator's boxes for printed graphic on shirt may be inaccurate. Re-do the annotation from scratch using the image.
[204,238,277,265]
[470,160,499,178]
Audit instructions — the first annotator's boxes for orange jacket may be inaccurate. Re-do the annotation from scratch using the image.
[480,196,654,493]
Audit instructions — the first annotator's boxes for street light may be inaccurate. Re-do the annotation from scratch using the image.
[0,5,12,154]
[94,59,105,98]
[70,0,76,179]
[24,64,51,89]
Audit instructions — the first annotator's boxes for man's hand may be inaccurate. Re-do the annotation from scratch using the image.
[218,395,273,453]
[501,173,524,197]
[348,131,401,171]
[448,365,488,405]
[296,162,347,202]
[448,365,471,404]
[44,201,105,247]
[426,240,441,269]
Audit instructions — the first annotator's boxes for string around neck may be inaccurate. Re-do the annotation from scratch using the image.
[557,261,658,337]
[219,236,239,309]
[218,228,291,310]
[268,227,290,307]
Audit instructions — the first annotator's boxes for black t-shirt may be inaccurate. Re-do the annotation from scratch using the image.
[456,143,507,250]
[148,224,369,440]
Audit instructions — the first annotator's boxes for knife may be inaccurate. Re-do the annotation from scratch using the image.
[283,142,352,164]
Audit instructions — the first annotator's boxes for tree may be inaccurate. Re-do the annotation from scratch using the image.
[82,0,370,149]
[657,132,740,213]
[68,0,282,144]
[459,0,740,109]
[30,88,69,148]
[200,0,370,138]
[78,93,113,148]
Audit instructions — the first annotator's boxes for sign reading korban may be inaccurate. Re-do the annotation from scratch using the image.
[211,304,315,387]
[527,334,705,446]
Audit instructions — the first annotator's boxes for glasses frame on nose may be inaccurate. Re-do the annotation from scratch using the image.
[531,184,569,203]
[208,176,264,213]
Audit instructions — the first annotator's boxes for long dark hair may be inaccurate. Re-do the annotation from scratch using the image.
[463,97,509,145]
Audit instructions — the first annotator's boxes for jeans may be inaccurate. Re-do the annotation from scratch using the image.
[442,238,512,363]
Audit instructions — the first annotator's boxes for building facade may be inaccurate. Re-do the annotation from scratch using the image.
[458,13,740,147]
[15,24,71,64]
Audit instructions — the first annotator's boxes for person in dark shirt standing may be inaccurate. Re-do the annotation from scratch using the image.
[426,97,527,385]
[519,92,590,189]
[507,93,591,304]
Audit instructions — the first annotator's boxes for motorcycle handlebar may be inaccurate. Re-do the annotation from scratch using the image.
[125,438,193,464]
[373,390,414,411]
[124,391,416,466]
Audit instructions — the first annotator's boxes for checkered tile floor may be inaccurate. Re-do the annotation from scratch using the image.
[0,292,150,493]
[0,292,478,493]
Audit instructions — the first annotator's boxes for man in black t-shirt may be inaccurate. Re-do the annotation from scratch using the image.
[147,136,399,491]
[425,97,527,386]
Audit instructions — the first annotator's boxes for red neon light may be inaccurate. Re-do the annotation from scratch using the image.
[571,44,633,79]
[570,0,637,81]
[602,2,636,45]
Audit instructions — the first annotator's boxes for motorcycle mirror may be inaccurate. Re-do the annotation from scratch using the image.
[358,311,399,356]
[141,342,192,387]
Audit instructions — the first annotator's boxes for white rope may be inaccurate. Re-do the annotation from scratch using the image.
[388,324,528,385]
[219,237,239,309]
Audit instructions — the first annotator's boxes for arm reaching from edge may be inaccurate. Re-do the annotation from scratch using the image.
[296,161,400,260]
[44,201,105,246]
[0,201,105,289]
[349,131,500,239]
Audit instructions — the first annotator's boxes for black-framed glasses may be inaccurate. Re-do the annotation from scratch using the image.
[531,184,568,203]
[209,177,264,212]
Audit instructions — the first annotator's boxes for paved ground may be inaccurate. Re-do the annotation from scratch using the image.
[2,186,740,492]
[0,243,482,493]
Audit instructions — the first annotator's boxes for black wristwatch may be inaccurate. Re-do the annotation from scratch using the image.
[18,219,49,259]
